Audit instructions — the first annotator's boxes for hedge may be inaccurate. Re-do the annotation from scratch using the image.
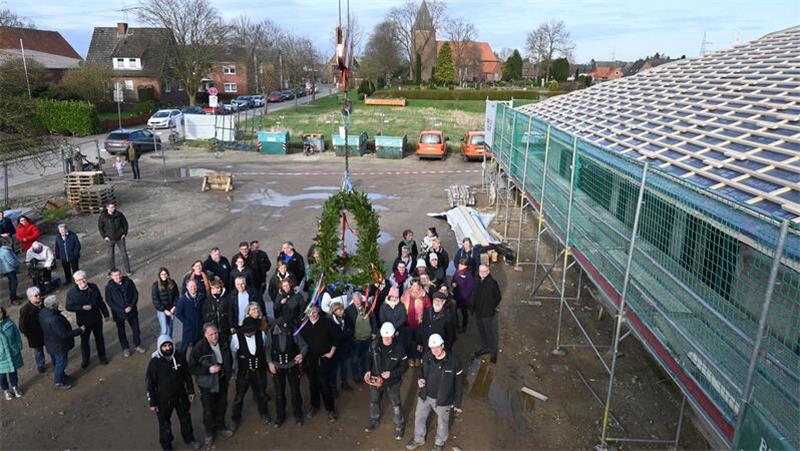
[34,98,98,136]
[371,89,540,101]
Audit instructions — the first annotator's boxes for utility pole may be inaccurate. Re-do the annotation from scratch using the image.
[20,39,32,99]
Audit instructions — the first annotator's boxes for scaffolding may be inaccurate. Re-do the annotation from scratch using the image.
[490,102,800,449]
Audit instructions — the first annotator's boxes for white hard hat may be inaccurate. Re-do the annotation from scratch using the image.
[428,333,444,347]
[380,322,396,337]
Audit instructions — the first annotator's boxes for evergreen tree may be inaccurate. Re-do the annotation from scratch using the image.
[433,42,455,85]
[550,57,570,82]
[501,49,523,81]
[414,52,422,85]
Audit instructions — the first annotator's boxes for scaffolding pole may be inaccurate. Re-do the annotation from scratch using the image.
[503,111,517,238]
[527,125,552,305]
[513,117,533,268]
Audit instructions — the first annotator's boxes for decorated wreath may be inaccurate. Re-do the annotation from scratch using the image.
[313,189,384,287]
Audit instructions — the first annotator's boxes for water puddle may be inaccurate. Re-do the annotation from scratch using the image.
[467,359,535,429]
[303,186,339,191]
[304,205,323,210]
[238,188,400,210]
[163,167,216,178]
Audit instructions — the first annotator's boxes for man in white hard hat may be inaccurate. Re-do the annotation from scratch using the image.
[406,333,464,451]
[364,322,408,440]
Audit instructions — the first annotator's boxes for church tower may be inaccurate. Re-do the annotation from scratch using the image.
[412,0,437,81]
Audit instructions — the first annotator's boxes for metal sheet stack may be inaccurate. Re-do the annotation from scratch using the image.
[446,184,475,207]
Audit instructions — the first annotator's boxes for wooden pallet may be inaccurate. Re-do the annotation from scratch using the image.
[201,172,233,192]
[77,185,115,214]
[65,171,105,203]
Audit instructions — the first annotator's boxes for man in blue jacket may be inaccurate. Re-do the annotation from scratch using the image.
[54,224,81,285]
[0,238,21,305]
[39,295,84,389]
[105,268,144,357]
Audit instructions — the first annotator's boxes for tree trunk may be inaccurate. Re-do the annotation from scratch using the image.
[187,79,196,106]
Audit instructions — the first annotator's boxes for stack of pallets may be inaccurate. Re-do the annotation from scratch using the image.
[64,171,104,204]
[76,184,116,214]
[446,184,476,207]
[64,171,115,214]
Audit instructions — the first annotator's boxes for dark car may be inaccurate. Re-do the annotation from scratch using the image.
[281,90,295,101]
[103,129,162,156]
[234,96,254,109]
[267,91,283,103]
[181,106,205,115]
[295,87,306,98]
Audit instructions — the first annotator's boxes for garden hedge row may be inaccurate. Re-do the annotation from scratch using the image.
[34,98,98,136]
[371,89,540,101]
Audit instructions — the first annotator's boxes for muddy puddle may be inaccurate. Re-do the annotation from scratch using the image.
[467,358,536,430]
[162,167,217,178]
[233,187,399,211]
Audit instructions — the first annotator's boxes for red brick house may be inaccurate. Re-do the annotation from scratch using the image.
[0,26,82,81]
[435,40,501,82]
[588,65,623,82]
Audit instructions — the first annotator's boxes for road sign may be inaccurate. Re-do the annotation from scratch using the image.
[113,83,123,102]
[208,87,218,96]
[209,95,218,108]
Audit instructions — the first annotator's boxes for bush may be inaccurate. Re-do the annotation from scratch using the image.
[34,98,98,136]
[548,81,560,92]
[133,100,157,114]
[372,89,539,101]
[357,79,375,98]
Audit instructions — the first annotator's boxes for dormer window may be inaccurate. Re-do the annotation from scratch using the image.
[112,58,142,70]
[223,65,236,75]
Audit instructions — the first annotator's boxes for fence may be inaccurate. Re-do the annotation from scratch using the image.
[490,102,799,448]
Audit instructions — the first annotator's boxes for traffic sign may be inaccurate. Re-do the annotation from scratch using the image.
[209,95,218,108]
[208,87,218,96]
[113,82,123,102]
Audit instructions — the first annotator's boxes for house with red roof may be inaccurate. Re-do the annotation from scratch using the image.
[0,26,82,81]
[435,40,501,83]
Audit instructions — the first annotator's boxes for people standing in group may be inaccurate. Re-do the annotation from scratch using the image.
[203,279,231,343]
[300,304,339,422]
[127,143,141,180]
[0,306,24,400]
[66,270,110,368]
[389,261,412,296]
[451,259,474,333]
[266,314,307,428]
[400,280,430,366]
[54,224,81,285]
[248,240,272,294]
[364,322,408,440]
[414,259,427,278]
[203,248,231,290]
[146,335,201,450]
[472,264,502,364]
[398,230,419,263]
[98,202,132,275]
[232,242,263,292]
[276,242,305,290]
[394,245,416,274]
[0,238,21,305]
[229,254,253,290]
[230,317,272,430]
[188,324,234,446]
[18,287,45,373]
[406,334,464,451]
[176,280,205,356]
[328,301,353,395]
[105,268,144,357]
[273,278,303,326]
[420,293,457,353]
[228,277,265,332]
[39,296,85,389]
[346,291,376,384]
[152,268,179,338]
[453,238,480,276]
[15,215,39,253]
[267,260,291,302]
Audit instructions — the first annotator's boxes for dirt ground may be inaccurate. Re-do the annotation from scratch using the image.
[0,148,709,450]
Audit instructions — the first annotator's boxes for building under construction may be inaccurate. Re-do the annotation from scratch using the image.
[488,26,799,449]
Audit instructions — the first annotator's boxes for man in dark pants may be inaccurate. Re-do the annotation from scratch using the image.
[249,240,272,294]
[188,324,234,446]
[105,268,144,357]
[345,292,377,384]
[98,202,132,275]
[146,335,201,450]
[127,143,141,179]
[471,264,502,363]
[39,296,85,389]
[300,304,340,422]
[54,224,81,284]
[230,317,271,429]
[65,270,110,368]
[266,314,308,428]
[365,322,408,440]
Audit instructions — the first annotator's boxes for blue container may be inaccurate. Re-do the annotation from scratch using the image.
[375,135,407,159]
[332,132,368,156]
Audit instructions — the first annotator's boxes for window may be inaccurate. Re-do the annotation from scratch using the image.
[112,57,141,70]
[124,80,134,91]
[164,81,172,93]
[224,83,237,93]
[177,82,185,91]
[223,65,236,75]
[112,58,125,69]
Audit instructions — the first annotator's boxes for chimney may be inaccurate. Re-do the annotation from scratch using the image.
[117,22,128,35]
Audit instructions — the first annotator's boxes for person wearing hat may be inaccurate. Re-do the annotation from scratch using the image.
[187,324,234,446]
[426,253,446,287]
[427,238,450,274]
[300,303,340,422]
[266,313,308,428]
[145,335,201,450]
[364,322,408,440]
[414,258,427,278]
[230,317,271,430]
[419,293,456,353]
[406,333,464,451]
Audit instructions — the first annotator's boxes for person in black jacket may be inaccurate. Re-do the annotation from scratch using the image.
[471,265,501,363]
[419,293,456,353]
[98,201,132,274]
[397,229,419,262]
[39,296,84,389]
[227,277,265,331]
[406,334,464,451]
[453,238,481,276]
[328,301,353,393]
[345,292,378,383]
[146,335,201,450]
[152,268,179,338]
[0,210,15,238]
[106,269,144,357]
[203,280,231,342]
[249,240,272,293]
[203,248,231,290]
[188,324,234,446]
[66,270,110,367]
[426,239,449,275]
[231,241,264,290]
[54,224,81,284]
[273,278,304,327]
[276,242,305,290]
[300,304,340,422]
[266,314,308,428]
[18,287,45,373]
[365,322,408,440]
[267,260,292,302]
[230,317,271,429]
[228,254,254,289]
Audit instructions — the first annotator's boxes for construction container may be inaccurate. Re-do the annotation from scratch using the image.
[333,131,368,156]
[375,135,407,159]
[302,133,326,152]
[256,131,290,154]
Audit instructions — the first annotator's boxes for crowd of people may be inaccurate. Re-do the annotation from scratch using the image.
[0,204,504,451]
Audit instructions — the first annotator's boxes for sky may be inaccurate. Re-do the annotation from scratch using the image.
[8,0,800,63]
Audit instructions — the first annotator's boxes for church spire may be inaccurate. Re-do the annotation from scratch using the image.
[413,0,434,32]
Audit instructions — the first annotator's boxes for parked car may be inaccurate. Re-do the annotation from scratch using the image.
[251,95,265,107]
[233,96,254,109]
[202,105,227,115]
[181,106,205,115]
[281,90,296,101]
[267,91,284,103]
[295,87,306,98]
[147,109,183,128]
[461,131,487,160]
[416,130,448,160]
[104,129,162,155]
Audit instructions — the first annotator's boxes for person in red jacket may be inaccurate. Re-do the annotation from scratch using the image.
[15,216,40,252]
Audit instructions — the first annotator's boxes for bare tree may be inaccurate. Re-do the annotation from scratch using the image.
[360,21,403,86]
[444,17,479,84]
[132,0,228,105]
[0,8,34,27]
[386,0,447,77]
[282,34,321,108]
[525,20,574,81]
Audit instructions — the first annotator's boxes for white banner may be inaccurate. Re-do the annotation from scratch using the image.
[184,114,234,141]
[484,100,499,148]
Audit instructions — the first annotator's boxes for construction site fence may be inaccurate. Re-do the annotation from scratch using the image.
[490,102,799,448]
